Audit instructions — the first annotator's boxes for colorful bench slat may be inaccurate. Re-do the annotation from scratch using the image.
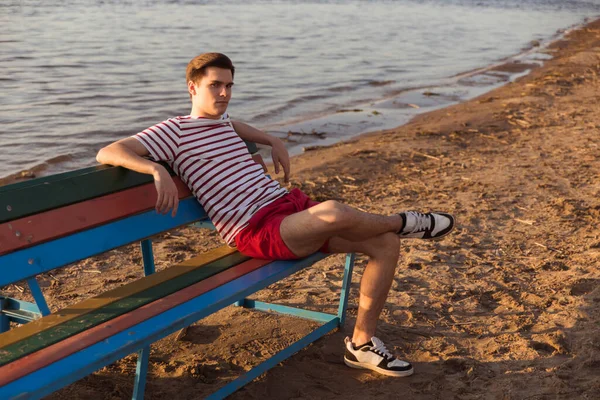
[0,179,193,256]
[0,251,252,366]
[0,165,155,223]
[0,139,258,222]
[0,245,237,349]
[0,257,274,388]
[0,253,334,400]
[0,197,208,288]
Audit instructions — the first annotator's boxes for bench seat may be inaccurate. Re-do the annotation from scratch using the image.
[0,157,355,399]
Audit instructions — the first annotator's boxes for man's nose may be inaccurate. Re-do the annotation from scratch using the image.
[219,87,228,96]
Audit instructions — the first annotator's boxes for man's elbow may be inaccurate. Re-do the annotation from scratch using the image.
[96,146,112,164]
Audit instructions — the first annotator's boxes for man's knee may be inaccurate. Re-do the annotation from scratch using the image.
[370,232,400,259]
[314,200,354,228]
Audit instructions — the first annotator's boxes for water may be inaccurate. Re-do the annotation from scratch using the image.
[1,0,599,181]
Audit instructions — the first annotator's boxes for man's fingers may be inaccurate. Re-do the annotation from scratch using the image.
[273,155,280,174]
[164,195,174,215]
[283,159,291,182]
[171,197,179,217]
[156,192,164,213]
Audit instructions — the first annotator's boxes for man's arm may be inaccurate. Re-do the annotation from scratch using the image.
[96,138,179,216]
[232,121,290,183]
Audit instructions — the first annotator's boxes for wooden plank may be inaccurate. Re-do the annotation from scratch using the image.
[0,251,251,366]
[0,245,237,349]
[0,179,192,256]
[0,166,156,223]
[0,140,258,223]
[0,258,272,387]
[0,197,207,288]
[0,165,105,194]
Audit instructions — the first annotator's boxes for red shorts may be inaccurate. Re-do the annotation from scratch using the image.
[234,188,329,260]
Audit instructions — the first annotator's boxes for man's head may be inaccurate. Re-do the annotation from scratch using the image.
[186,53,235,119]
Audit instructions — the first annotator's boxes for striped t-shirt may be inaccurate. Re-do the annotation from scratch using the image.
[133,113,288,245]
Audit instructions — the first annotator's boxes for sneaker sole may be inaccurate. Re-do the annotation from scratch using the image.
[399,213,455,240]
[344,357,414,377]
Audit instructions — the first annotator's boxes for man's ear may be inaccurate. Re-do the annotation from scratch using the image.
[187,80,196,96]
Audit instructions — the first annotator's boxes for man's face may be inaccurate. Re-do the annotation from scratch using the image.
[188,66,233,118]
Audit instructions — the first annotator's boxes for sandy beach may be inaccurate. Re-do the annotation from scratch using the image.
[4,18,600,400]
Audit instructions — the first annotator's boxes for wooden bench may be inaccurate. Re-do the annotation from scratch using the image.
[0,149,356,399]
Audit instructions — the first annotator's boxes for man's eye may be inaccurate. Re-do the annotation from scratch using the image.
[210,83,217,87]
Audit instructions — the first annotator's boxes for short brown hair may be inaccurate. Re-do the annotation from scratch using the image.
[186,53,235,84]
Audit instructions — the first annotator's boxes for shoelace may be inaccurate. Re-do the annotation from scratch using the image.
[371,341,394,360]
[405,211,431,232]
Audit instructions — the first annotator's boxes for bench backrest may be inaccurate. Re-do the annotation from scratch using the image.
[0,164,206,288]
[0,140,258,289]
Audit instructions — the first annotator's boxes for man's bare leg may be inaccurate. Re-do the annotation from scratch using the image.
[280,200,403,257]
[327,233,400,346]
[279,200,452,376]
[280,200,454,258]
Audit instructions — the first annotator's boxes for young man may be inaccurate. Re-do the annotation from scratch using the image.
[96,53,455,378]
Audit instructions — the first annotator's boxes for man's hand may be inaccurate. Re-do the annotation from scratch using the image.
[231,121,291,182]
[271,137,290,183]
[97,138,179,217]
[153,165,179,217]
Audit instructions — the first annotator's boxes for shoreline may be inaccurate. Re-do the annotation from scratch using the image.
[248,18,590,165]
[4,16,600,400]
[0,18,592,187]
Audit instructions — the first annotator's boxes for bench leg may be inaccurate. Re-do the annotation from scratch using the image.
[0,298,9,333]
[140,239,155,276]
[235,252,356,324]
[337,253,356,327]
[27,277,51,316]
[0,314,8,333]
[131,239,155,400]
[133,346,150,400]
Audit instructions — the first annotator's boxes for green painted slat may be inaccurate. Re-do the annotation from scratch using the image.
[0,141,258,223]
[0,252,250,366]
[0,165,105,194]
[0,166,156,224]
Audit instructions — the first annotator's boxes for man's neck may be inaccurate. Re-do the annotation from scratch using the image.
[189,107,223,120]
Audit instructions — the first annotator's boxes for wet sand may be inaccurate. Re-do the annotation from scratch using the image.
[4,19,600,400]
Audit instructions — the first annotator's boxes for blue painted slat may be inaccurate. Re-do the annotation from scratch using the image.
[0,198,207,288]
[207,317,340,400]
[242,300,336,323]
[0,253,328,400]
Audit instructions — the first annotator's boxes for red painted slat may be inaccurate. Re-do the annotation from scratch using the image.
[0,178,193,256]
[0,258,270,386]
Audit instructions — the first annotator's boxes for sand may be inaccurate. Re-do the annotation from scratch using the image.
[4,19,600,400]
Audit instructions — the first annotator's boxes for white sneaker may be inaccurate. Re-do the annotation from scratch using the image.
[397,211,455,239]
[344,337,414,377]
